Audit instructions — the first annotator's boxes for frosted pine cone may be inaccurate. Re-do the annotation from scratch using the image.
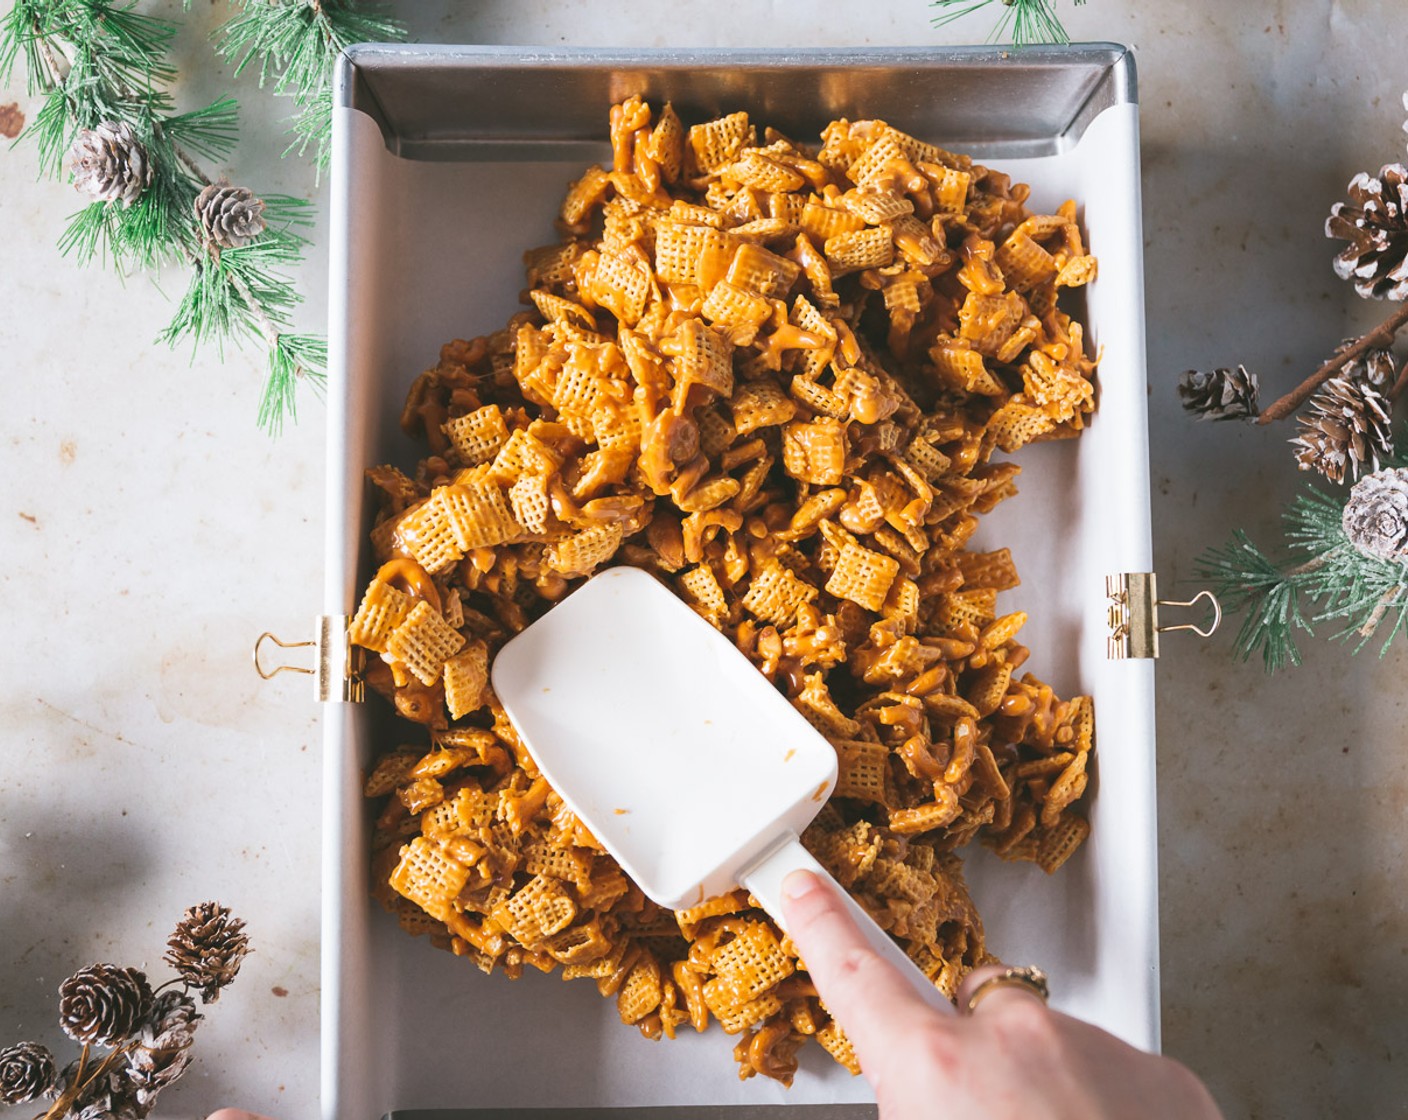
[164,902,250,1002]
[67,122,153,206]
[59,964,153,1047]
[195,183,267,250]
[1343,467,1408,561]
[1323,339,1397,390]
[1177,365,1260,421]
[1291,376,1394,483]
[1326,164,1408,300]
[0,1041,56,1105]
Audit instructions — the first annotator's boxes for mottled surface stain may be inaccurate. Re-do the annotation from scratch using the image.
[0,102,22,139]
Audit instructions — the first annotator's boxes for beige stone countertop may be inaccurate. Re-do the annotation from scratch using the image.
[2,3,1404,1118]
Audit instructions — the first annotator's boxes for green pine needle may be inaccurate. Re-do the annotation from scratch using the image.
[1,0,367,432]
[931,0,1086,45]
[259,332,328,435]
[1194,529,1310,672]
[215,0,405,169]
[161,97,241,163]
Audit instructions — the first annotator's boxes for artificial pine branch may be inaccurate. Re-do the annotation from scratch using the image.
[931,0,1087,45]
[1194,531,1312,671]
[0,0,326,432]
[213,0,405,170]
[1195,440,1408,671]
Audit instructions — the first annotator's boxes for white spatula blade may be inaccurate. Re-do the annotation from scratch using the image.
[491,566,836,909]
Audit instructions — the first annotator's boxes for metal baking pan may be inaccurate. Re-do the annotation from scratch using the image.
[325,43,1150,1120]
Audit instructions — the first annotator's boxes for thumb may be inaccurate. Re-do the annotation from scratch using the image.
[780,869,946,1074]
[207,1111,278,1120]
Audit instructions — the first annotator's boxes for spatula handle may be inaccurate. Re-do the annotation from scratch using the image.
[740,834,955,1014]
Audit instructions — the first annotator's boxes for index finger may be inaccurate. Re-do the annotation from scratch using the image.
[780,869,950,1072]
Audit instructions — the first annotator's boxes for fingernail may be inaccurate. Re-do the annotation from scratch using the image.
[783,869,821,900]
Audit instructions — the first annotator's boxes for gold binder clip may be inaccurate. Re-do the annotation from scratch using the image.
[1105,573,1221,660]
[253,616,364,702]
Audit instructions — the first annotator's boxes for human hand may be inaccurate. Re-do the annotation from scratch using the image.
[780,869,1223,1120]
[207,1110,276,1120]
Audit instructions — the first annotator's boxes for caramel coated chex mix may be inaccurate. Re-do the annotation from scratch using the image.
[353,97,1100,1086]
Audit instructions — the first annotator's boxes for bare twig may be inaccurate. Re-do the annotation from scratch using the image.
[1391,353,1408,403]
[1357,584,1404,639]
[1258,301,1408,423]
[34,27,68,87]
[170,137,212,186]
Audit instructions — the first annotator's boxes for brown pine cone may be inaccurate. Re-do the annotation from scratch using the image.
[1177,365,1260,421]
[1290,375,1394,483]
[67,121,153,207]
[0,1041,56,1104]
[58,964,153,1047]
[1326,163,1408,300]
[164,902,251,1003]
[194,183,267,250]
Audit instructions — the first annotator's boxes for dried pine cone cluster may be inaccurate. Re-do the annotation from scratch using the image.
[1302,105,1408,479]
[0,903,247,1119]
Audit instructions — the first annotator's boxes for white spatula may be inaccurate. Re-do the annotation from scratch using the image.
[491,564,952,1013]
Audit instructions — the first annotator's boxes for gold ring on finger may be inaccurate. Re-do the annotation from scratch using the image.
[964,965,1050,1015]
